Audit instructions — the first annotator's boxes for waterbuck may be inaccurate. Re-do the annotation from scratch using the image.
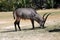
[13,8,51,31]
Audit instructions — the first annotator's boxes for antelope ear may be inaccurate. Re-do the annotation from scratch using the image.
[43,13,48,19]
[44,13,51,23]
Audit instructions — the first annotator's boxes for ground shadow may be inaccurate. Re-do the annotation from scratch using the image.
[22,26,46,31]
[49,29,60,32]
[0,26,46,33]
[0,30,16,33]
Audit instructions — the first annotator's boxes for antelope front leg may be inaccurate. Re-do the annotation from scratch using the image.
[31,19,34,29]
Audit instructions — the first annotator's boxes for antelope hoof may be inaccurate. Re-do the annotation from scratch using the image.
[41,26,46,29]
[15,29,17,31]
[31,28,34,30]
[40,26,44,29]
[19,29,21,31]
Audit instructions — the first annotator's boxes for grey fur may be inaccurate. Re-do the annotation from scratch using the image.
[13,8,51,31]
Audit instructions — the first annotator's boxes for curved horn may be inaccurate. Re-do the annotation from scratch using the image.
[44,13,51,23]
[43,13,48,19]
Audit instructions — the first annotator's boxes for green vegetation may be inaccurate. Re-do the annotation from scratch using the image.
[0,0,59,11]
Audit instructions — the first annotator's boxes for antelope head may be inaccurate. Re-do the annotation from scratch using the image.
[40,13,51,28]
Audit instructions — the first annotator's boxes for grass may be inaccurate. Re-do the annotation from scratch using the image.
[37,9,60,16]
[0,12,13,19]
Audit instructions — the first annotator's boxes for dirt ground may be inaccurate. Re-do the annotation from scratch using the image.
[0,9,60,40]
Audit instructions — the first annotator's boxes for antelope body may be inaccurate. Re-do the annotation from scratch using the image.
[13,8,51,31]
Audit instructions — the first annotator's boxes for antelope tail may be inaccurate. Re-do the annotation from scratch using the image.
[13,11,16,19]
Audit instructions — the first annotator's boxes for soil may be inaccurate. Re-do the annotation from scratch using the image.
[0,9,60,40]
